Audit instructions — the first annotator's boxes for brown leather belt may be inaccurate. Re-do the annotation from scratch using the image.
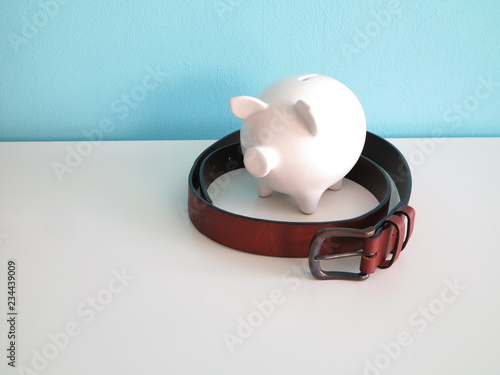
[188,130,415,280]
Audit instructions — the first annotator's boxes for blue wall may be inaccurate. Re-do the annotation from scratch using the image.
[1,0,499,141]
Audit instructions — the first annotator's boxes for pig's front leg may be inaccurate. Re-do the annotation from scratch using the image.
[255,179,273,198]
[295,190,324,215]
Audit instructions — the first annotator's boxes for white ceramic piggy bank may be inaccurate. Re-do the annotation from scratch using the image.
[230,74,366,214]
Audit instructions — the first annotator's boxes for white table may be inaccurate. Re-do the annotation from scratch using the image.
[0,137,499,374]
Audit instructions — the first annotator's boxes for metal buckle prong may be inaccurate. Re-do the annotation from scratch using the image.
[314,252,375,261]
[308,227,376,280]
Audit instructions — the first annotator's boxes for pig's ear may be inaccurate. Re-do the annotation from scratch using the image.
[295,100,317,137]
[230,96,268,120]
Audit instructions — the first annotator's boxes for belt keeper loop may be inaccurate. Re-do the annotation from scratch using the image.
[378,214,407,269]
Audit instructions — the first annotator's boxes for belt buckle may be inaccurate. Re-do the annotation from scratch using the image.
[308,227,376,281]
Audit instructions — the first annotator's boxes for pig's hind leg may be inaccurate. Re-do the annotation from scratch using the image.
[328,178,343,191]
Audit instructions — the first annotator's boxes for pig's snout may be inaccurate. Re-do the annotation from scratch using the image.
[243,146,279,178]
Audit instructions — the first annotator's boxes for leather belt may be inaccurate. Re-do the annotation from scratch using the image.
[188,130,415,280]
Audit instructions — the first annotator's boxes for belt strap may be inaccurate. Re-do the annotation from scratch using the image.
[188,130,415,280]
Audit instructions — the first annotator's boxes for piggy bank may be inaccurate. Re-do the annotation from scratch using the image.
[229,74,366,214]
